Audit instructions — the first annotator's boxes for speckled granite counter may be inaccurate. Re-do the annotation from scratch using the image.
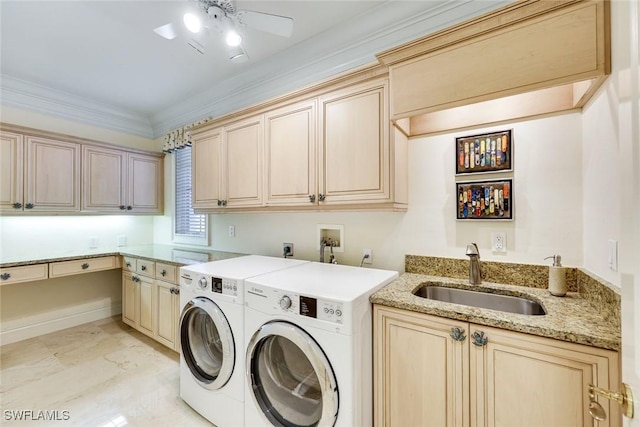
[371,256,621,351]
[0,244,246,268]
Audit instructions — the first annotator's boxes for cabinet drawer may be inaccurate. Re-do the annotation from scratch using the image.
[49,256,117,278]
[155,263,177,284]
[136,259,155,277]
[122,256,137,272]
[0,264,48,285]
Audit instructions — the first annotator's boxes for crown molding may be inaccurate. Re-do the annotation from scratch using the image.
[0,75,154,138]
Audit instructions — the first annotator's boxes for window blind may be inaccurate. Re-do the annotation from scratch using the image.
[175,147,206,237]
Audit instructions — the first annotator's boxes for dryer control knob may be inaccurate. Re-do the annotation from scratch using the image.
[198,278,208,290]
[279,296,292,310]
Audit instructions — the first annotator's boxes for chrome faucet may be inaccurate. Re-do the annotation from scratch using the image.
[465,243,482,285]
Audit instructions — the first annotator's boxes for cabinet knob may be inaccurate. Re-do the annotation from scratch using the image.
[81,263,89,270]
[126,262,131,268]
[0,273,11,280]
[318,194,326,202]
[222,200,227,207]
[217,200,222,206]
[471,331,488,346]
[308,194,316,203]
[175,288,180,295]
[589,383,634,420]
[126,206,133,211]
[141,265,146,271]
[161,270,166,276]
[12,202,22,209]
[449,327,466,342]
[119,205,126,210]
[25,203,34,209]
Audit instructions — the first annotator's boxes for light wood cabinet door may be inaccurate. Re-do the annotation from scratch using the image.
[374,306,469,427]
[0,131,24,212]
[265,100,317,206]
[127,152,163,214]
[319,79,390,205]
[137,275,155,338]
[192,127,223,209]
[122,272,137,328]
[25,136,80,212]
[82,145,126,212]
[155,280,179,351]
[470,325,620,427]
[224,116,263,207]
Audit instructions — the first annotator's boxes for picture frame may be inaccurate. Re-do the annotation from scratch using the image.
[456,179,513,220]
[455,129,512,175]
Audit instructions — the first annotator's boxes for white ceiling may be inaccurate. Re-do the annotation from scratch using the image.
[0,0,511,138]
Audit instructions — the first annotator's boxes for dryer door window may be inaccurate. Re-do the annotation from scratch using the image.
[246,321,338,427]
[180,297,235,390]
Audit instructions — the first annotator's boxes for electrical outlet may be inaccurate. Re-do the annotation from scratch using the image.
[89,236,99,249]
[362,248,372,264]
[608,239,618,271]
[228,225,235,238]
[283,243,294,257]
[491,232,506,252]
[117,235,127,247]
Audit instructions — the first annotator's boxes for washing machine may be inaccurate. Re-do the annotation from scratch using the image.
[179,255,309,427]
[243,262,398,427]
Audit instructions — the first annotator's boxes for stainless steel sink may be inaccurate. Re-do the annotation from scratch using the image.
[413,285,546,315]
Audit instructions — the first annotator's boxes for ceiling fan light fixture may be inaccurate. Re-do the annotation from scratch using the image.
[228,45,248,63]
[225,30,242,47]
[183,13,201,33]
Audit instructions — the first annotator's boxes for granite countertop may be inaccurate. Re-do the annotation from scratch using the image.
[371,273,621,351]
[0,244,246,268]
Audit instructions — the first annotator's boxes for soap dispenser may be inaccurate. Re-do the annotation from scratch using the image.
[544,255,567,297]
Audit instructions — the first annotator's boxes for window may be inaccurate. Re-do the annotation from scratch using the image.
[174,146,208,245]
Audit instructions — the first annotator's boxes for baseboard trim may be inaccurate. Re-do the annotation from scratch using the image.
[0,301,122,346]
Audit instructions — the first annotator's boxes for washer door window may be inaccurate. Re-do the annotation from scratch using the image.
[246,321,338,427]
[180,297,234,390]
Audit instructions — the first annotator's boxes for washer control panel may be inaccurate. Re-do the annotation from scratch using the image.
[277,292,343,325]
[212,276,239,297]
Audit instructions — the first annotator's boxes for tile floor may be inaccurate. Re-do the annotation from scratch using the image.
[0,317,213,426]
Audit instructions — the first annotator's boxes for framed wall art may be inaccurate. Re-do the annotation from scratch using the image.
[456,179,513,220]
[456,129,512,175]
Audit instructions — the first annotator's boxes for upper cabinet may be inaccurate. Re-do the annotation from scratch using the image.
[1,124,163,215]
[191,71,408,213]
[377,0,610,135]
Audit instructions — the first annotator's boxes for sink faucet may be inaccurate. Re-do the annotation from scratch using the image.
[465,243,482,285]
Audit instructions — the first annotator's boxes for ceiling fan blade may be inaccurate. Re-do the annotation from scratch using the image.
[154,22,178,40]
[238,10,293,38]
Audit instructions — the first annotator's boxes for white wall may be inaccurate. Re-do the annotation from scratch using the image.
[155,113,584,273]
[581,0,633,288]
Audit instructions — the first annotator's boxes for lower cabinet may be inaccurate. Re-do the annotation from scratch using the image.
[373,305,621,427]
[121,258,180,351]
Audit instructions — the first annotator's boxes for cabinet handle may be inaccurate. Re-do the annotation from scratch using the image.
[0,273,11,280]
[318,193,326,202]
[450,327,466,342]
[126,206,132,211]
[25,203,34,209]
[119,205,126,210]
[161,270,166,277]
[141,265,146,271]
[81,263,89,270]
[12,202,22,209]
[308,194,316,203]
[589,383,634,420]
[471,331,488,346]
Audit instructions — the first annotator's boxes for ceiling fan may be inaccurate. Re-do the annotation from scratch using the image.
[153,0,294,63]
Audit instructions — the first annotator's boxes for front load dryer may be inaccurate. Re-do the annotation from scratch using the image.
[243,262,398,427]
[179,255,309,427]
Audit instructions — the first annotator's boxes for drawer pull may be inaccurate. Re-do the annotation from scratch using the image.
[472,331,488,347]
[0,273,11,280]
[450,327,466,342]
[141,265,147,271]
[161,270,166,277]
[81,263,89,270]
